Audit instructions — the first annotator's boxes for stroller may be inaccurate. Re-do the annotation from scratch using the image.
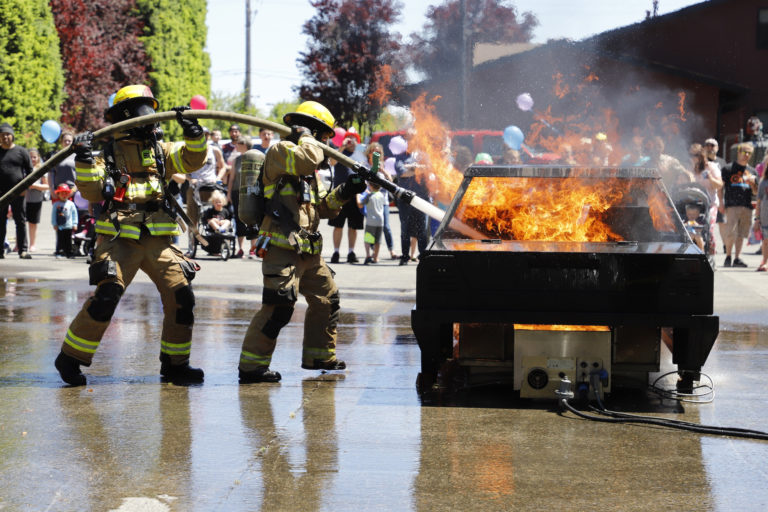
[72,211,96,258]
[188,182,237,261]
[672,182,715,266]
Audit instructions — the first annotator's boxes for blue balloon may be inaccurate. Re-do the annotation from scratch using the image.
[108,92,116,107]
[40,119,61,144]
[503,125,524,150]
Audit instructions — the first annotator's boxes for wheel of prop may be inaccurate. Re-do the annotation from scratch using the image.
[220,243,230,261]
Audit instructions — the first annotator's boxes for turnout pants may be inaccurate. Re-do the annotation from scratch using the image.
[61,232,196,366]
[239,246,341,371]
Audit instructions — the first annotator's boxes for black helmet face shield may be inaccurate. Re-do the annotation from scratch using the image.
[126,102,159,140]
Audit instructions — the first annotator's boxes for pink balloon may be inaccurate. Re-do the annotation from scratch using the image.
[190,94,208,110]
[331,127,346,147]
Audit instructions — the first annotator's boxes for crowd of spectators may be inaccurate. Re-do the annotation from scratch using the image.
[4,117,768,272]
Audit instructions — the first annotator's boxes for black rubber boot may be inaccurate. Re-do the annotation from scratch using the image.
[239,366,282,383]
[55,352,87,386]
[301,359,346,370]
[160,354,204,385]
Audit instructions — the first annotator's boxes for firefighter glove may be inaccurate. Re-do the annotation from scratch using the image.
[286,125,311,144]
[72,131,94,164]
[339,173,366,200]
[172,106,203,139]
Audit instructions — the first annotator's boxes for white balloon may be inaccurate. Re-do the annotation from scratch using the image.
[516,92,534,112]
[388,136,407,156]
[384,157,396,175]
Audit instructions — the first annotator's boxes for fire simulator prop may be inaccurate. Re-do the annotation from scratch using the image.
[411,165,719,398]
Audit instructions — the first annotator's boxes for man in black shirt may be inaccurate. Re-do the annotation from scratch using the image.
[0,122,32,259]
[719,143,758,267]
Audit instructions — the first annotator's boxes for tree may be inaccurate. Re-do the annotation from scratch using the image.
[50,0,149,132]
[296,0,405,135]
[206,90,265,136]
[135,0,210,140]
[0,0,65,148]
[407,0,538,83]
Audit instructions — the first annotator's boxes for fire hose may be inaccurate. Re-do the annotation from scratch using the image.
[0,110,484,239]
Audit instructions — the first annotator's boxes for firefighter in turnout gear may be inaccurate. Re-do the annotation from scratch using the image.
[54,84,208,386]
[238,101,367,383]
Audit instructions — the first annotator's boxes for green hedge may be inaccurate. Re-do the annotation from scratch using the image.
[136,0,211,141]
[0,0,65,149]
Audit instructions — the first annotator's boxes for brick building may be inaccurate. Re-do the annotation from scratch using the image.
[402,0,768,162]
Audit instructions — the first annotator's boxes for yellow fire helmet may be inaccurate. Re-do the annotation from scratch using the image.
[105,84,160,123]
[283,101,335,139]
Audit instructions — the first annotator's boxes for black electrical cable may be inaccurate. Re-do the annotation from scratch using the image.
[587,406,768,436]
[559,382,768,441]
[559,399,768,439]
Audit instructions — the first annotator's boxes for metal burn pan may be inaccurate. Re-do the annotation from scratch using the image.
[412,165,718,394]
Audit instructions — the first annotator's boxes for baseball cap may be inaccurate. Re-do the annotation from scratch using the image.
[0,122,14,135]
[704,138,718,147]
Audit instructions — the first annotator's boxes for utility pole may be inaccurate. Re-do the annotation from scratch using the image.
[244,0,252,109]
[459,0,468,127]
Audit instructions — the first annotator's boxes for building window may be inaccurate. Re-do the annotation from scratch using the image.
[758,9,768,49]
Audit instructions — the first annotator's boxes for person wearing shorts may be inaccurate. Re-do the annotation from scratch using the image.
[25,148,48,252]
[328,136,363,263]
[720,143,758,267]
[358,180,387,265]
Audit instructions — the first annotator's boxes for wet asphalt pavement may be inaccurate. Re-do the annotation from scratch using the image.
[1,203,767,511]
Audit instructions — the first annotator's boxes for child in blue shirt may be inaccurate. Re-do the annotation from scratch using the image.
[51,184,78,258]
[358,180,387,265]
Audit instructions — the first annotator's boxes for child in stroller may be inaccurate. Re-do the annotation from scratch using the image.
[673,183,714,265]
[190,189,237,260]
[72,211,96,258]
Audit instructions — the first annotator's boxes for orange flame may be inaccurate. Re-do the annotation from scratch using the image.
[456,174,628,242]
[370,64,394,106]
[408,94,464,204]
[514,324,610,331]
[553,72,570,99]
[677,91,687,121]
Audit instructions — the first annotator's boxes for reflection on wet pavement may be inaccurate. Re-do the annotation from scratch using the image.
[0,279,766,510]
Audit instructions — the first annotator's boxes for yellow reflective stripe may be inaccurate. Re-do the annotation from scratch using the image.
[161,340,191,356]
[184,135,207,152]
[303,347,335,359]
[95,220,141,239]
[258,230,320,254]
[264,182,294,199]
[326,190,344,210]
[240,350,271,365]
[76,169,103,182]
[284,146,297,175]
[146,223,180,236]
[126,181,163,196]
[64,329,100,354]
[170,141,185,173]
